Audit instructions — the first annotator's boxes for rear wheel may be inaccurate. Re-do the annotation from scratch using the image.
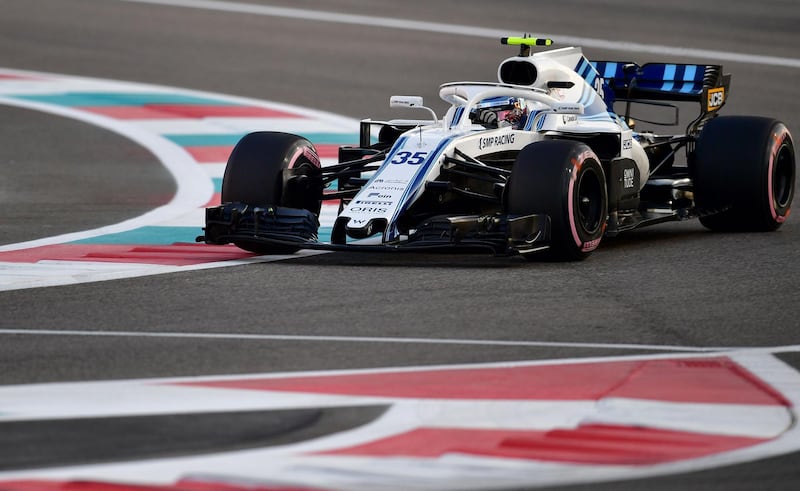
[222,131,322,254]
[505,140,608,261]
[693,116,795,231]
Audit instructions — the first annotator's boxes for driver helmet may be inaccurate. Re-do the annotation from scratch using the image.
[473,96,529,129]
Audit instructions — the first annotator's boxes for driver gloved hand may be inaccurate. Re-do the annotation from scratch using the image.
[472,109,498,126]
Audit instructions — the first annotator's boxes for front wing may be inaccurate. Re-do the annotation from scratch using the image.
[200,203,550,256]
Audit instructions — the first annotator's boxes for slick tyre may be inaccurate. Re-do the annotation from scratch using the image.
[506,140,608,261]
[221,131,322,254]
[693,116,795,231]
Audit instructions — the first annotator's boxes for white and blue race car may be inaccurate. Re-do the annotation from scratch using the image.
[200,37,795,260]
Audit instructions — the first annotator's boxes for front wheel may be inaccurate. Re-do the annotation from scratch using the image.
[692,116,795,231]
[222,131,322,254]
[505,140,608,261]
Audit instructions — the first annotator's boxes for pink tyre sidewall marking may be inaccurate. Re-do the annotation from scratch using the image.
[567,149,602,252]
[768,126,791,223]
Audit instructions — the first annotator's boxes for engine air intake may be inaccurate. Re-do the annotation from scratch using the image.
[499,60,537,86]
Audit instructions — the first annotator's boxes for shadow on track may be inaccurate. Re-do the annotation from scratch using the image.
[284,223,722,268]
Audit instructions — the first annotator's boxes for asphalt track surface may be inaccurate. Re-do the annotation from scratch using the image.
[1,0,799,489]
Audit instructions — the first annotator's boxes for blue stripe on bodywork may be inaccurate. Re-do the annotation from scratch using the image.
[536,113,547,131]
[575,57,607,111]
[343,133,409,240]
[680,65,698,93]
[603,62,618,79]
[524,110,539,131]
[358,135,409,185]
[385,133,465,241]
[576,58,598,88]
[450,106,464,128]
[661,64,676,91]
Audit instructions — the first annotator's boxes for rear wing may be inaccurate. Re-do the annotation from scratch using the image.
[591,61,731,132]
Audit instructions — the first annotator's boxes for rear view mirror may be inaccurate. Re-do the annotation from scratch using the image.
[389,96,438,122]
[390,95,425,108]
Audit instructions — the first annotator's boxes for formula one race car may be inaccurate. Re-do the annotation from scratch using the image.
[200,36,795,260]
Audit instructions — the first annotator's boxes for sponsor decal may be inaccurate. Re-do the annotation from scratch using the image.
[367,192,392,199]
[562,114,578,124]
[349,206,388,214]
[623,167,635,189]
[390,151,428,165]
[372,178,409,185]
[593,77,605,99]
[622,138,632,150]
[368,185,406,192]
[302,146,320,167]
[556,104,583,113]
[581,236,602,252]
[478,133,515,150]
[707,87,725,111]
[356,200,393,206]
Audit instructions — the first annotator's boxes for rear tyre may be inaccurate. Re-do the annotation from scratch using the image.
[222,131,322,254]
[506,140,608,261]
[693,116,795,231]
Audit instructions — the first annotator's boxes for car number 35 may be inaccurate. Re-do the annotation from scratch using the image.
[390,151,428,165]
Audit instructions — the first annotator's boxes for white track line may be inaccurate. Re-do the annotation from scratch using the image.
[117,0,800,69]
[0,328,783,353]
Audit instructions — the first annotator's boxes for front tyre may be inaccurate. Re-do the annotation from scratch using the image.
[221,132,322,254]
[506,140,608,261]
[693,116,795,231]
